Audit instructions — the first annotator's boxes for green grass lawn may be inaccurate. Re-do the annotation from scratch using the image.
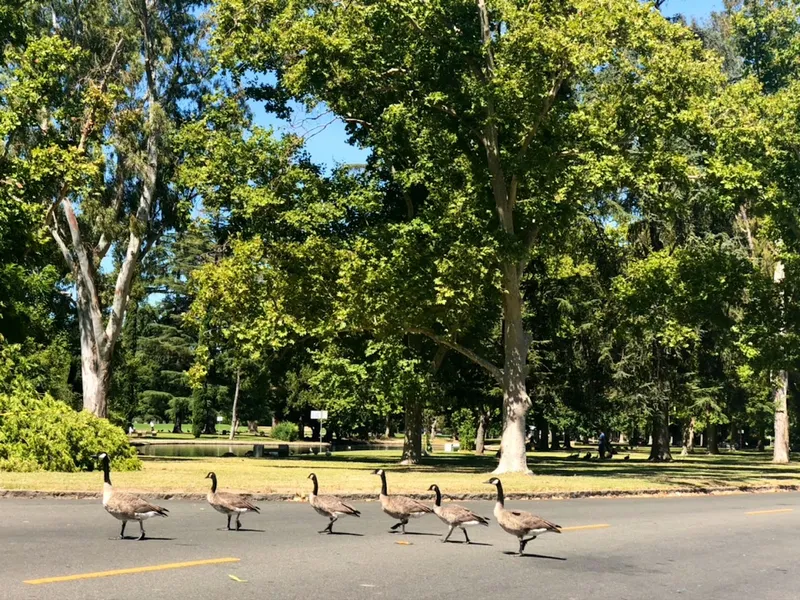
[2,447,799,497]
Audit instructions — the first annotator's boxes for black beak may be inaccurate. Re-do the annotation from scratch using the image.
[482,480,494,485]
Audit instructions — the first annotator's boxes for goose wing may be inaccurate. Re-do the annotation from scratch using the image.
[508,510,561,533]
[384,494,433,515]
[317,495,361,516]
[108,492,169,517]
[214,491,260,513]
[440,504,490,525]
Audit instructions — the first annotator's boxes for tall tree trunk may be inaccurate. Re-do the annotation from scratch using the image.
[649,403,672,461]
[681,417,696,456]
[707,423,719,455]
[384,414,392,439]
[535,413,549,451]
[773,369,790,464]
[564,430,572,450]
[550,428,560,451]
[475,410,490,455]
[248,420,259,434]
[229,368,241,441]
[494,264,532,474]
[400,395,423,465]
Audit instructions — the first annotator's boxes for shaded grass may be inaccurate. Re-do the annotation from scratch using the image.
[3,447,800,496]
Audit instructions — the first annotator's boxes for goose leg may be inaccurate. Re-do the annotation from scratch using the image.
[137,521,146,541]
[235,514,242,531]
[462,528,471,544]
[401,519,408,534]
[442,525,454,543]
[226,514,232,531]
[389,522,403,533]
[119,521,127,539]
[517,535,536,556]
[319,517,335,534]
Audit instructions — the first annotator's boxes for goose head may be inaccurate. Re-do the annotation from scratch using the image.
[371,469,385,476]
[205,471,217,480]
[307,473,317,481]
[483,477,501,486]
[427,484,440,493]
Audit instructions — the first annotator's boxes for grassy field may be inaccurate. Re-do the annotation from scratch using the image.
[2,448,800,497]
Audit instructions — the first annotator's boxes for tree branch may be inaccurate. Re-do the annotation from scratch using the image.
[408,327,503,384]
[105,2,159,347]
[509,76,564,209]
[518,222,540,275]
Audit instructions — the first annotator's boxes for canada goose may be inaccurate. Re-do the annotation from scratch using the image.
[623,454,630,461]
[205,472,260,530]
[428,484,489,544]
[307,473,361,533]
[582,452,592,460]
[483,477,561,556]
[94,452,168,540]
[372,469,432,533]
[568,453,580,459]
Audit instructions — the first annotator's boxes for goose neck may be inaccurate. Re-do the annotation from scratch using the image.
[433,487,441,506]
[101,457,112,486]
[209,475,217,493]
[379,472,388,496]
[311,477,318,496]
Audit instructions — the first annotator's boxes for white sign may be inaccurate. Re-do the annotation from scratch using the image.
[310,410,328,420]
[216,416,224,423]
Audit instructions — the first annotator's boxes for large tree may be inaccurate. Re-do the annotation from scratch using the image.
[1,0,214,416]
[214,0,726,471]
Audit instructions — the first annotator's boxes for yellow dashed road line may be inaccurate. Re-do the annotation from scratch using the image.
[746,508,794,516]
[24,557,240,585]
[561,524,611,532]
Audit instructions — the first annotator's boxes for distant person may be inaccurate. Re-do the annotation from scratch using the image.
[598,432,607,459]
[150,420,155,433]
[128,425,134,435]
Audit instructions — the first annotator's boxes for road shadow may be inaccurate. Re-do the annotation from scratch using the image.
[396,531,440,536]
[324,531,364,536]
[445,541,492,547]
[502,551,566,561]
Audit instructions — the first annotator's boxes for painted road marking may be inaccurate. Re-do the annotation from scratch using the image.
[24,557,240,585]
[561,524,611,532]
[746,508,794,516]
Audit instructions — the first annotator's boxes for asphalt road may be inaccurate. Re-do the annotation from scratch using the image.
[3,491,800,600]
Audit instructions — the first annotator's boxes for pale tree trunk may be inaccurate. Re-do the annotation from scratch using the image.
[248,420,259,434]
[494,265,532,474]
[773,369,790,463]
[649,403,672,461]
[475,410,490,455]
[772,261,790,464]
[46,28,159,419]
[400,395,423,465]
[229,368,241,441]
[535,414,549,451]
[681,417,696,456]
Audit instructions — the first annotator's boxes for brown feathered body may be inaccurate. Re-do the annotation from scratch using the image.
[103,487,168,522]
[309,492,361,519]
[207,490,260,516]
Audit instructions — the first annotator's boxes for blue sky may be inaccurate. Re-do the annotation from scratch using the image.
[251,0,726,170]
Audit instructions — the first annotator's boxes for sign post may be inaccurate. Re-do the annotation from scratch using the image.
[311,410,328,455]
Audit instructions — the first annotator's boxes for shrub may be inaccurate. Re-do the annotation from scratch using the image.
[0,380,141,472]
[453,408,476,452]
[271,421,299,441]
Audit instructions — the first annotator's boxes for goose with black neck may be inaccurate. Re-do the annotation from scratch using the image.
[94,452,168,540]
[372,469,432,534]
[484,477,561,556]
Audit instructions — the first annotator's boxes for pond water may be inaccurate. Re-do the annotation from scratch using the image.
[135,443,397,458]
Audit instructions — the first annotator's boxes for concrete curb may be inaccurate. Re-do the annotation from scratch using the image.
[3,484,800,502]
